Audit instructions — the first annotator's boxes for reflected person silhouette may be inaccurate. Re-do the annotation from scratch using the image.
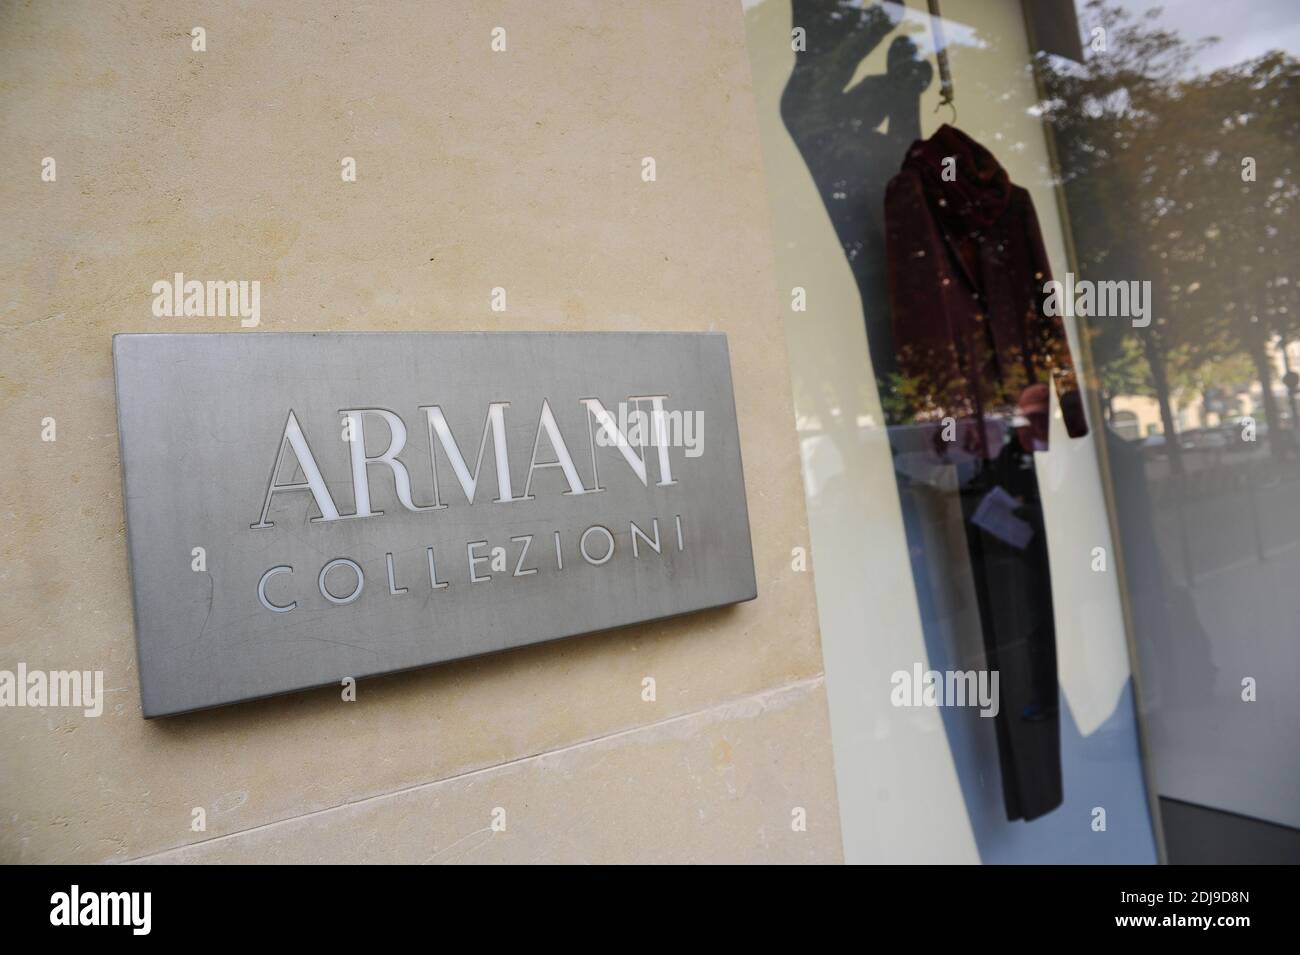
[781,0,931,381]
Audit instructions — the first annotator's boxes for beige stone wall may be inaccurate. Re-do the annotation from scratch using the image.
[0,0,840,863]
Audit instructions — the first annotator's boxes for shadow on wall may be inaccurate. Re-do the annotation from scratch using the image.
[778,0,1155,862]
[780,0,929,382]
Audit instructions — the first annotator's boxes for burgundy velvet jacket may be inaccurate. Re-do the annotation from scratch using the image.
[884,125,1088,454]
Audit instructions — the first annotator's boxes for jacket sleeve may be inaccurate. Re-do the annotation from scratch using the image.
[1024,195,1089,438]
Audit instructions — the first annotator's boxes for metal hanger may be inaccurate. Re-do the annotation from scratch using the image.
[926,0,958,125]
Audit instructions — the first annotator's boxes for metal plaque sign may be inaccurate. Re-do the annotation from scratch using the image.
[113,332,756,717]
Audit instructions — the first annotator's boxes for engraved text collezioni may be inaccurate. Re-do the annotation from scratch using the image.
[250,395,688,612]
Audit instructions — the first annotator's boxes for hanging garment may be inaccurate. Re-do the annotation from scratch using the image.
[884,124,1088,453]
[957,426,1062,821]
[885,126,1088,821]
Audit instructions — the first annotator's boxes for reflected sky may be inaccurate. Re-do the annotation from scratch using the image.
[1086,0,1300,72]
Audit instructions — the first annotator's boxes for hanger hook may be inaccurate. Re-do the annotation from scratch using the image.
[927,0,956,125]
[934,95,957,125]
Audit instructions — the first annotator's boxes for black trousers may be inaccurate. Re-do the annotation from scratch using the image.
[957,436,1063,821]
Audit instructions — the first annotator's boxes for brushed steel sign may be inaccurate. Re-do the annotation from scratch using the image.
[112,332,756,717]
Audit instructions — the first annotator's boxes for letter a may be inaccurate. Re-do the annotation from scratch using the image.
[252,410,343,528]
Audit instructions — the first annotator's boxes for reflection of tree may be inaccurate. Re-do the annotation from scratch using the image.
[1091,326,1151,421]
[1038,0,1299,467]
